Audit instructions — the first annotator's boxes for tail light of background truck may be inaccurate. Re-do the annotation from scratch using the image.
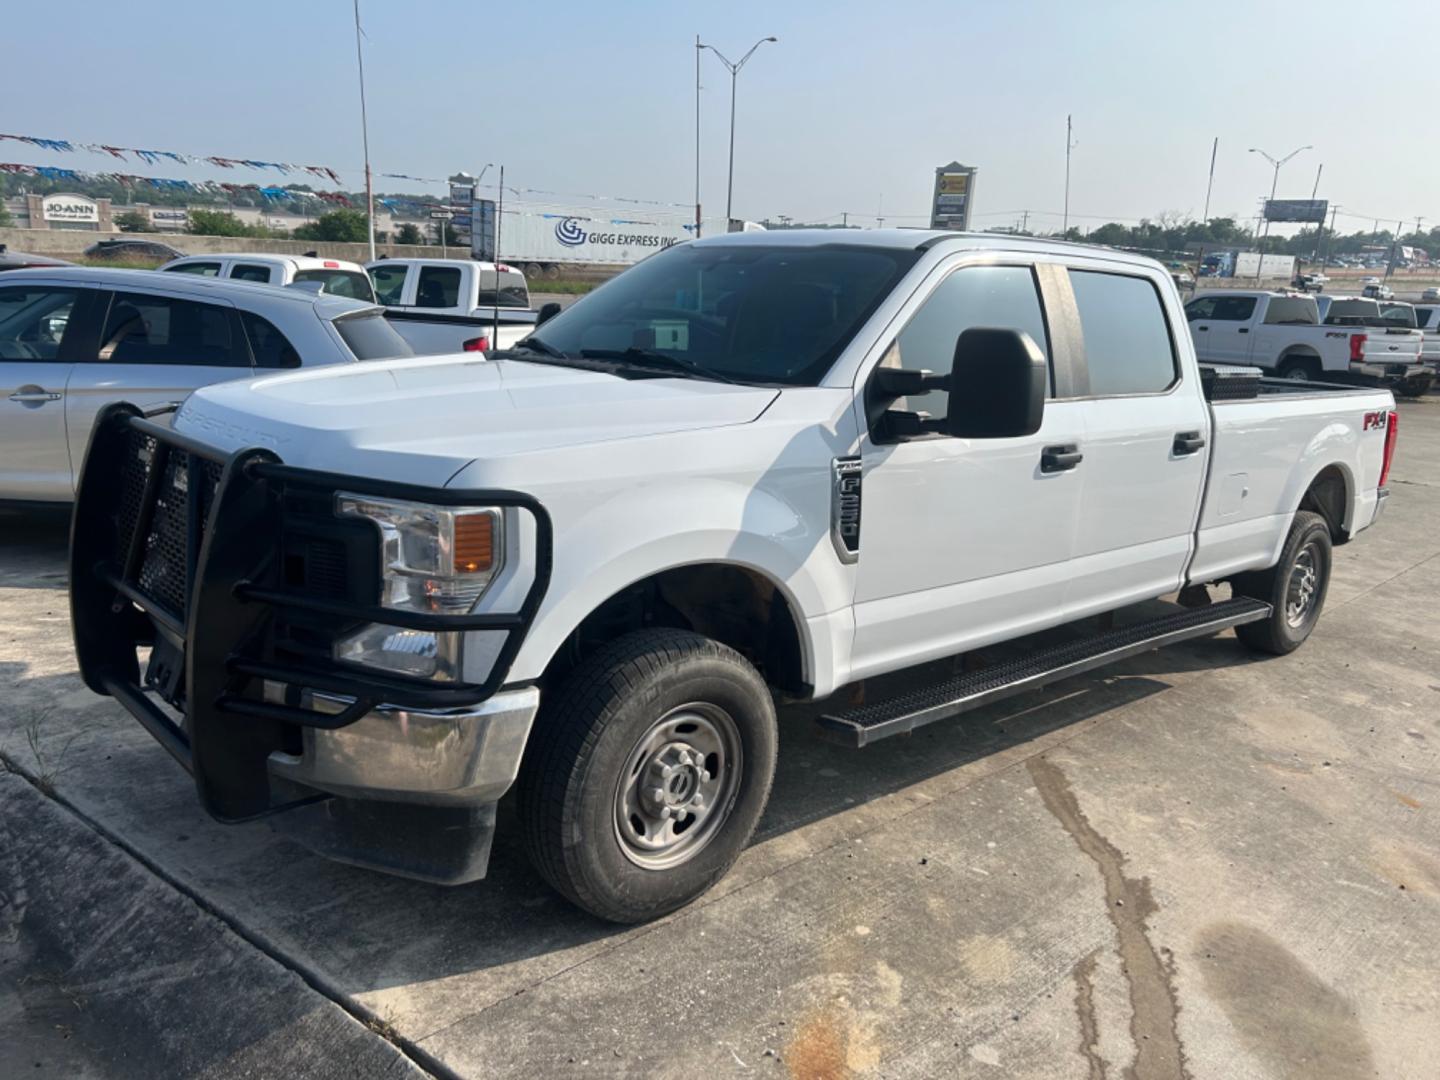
[1380,410,1399,487]
[463,336,490,353]
[1350,334,1368,362]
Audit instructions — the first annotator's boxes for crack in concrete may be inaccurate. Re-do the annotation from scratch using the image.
[1027,755,1188,1080]
[1073,948,1107,1080]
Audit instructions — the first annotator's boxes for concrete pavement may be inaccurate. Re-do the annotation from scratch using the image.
[0,399,1436,1078]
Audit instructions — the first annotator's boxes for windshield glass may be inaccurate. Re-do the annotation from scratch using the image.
[1321,299,1382,326]
[1378,303,1417,329]
[524,243,918,385]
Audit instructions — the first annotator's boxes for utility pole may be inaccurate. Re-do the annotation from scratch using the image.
[694,35,702,238]
[352,0,376,261]
[1063,115,1075,235]
[1319,203,1339,268]
[1307,163,1323,260]
[491,165,504,351]
[1202,136,1218,224]
[841,211,849,227]
[876,193,884,229]
[1020,209,1029,235]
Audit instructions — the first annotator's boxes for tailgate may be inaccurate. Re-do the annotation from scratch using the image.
[1361,328,1423,365]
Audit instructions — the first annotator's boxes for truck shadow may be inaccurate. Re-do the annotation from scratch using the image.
[0,507,70,590]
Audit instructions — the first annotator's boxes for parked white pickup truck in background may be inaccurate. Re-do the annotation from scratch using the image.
[72,231,1398,923]
[162,253,376,303]
[1186,289,1426,389]
[365,258,537,356]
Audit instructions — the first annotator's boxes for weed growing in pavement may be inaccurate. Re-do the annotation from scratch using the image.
[0,707,83,797]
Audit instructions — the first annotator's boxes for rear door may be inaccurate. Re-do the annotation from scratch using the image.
[63,290,256,489]
[0,283,90,500]
[1061,265,1210,617]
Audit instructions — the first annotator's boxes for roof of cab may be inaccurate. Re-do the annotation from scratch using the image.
[163,253,366,272]
[686,227,1166,270]
[0,265,378,319]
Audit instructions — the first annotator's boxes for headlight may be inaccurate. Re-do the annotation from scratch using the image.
[333,495,504,681]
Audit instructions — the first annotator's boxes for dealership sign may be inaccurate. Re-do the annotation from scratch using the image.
[930,162,977,231]
[1264,199,1328,224]
[42,193,99,223]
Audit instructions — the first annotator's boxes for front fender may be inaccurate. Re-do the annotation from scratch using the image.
[506,475,848,686]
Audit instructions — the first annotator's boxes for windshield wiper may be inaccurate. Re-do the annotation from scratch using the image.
[579,347,741,385]
[512,336,567,358]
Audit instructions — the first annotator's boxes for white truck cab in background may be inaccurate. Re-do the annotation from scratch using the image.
[364,258,536,356]
[162,253,376,303]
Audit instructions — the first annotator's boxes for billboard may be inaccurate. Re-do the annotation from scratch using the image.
[42,194,98,223]
[448,173,476,242]
[1264,199,1328,224]
[930,162,977,231]
[471,198,497,261]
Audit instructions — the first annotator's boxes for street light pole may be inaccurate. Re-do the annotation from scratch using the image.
[699,36,778,227]
[1248,144,1311,280]
[352,0,376,261]
[694,34,703,238]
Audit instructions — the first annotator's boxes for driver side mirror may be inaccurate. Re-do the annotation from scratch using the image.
[944,327,1046,438]
[536,301,562,327]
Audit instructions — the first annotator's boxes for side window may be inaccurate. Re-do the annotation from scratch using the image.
[293,269,375,303]
[884,265,1051,416]
[240,311,301,369]
[1214,297,1258,321]
[368,264,410,306]
[165,262,222,277]
[0,286,81,361]
[413,266,462,309]
[1184,297,1217,321]
[1068,271,1177,396]
[95,292,250,368]
[230,263,273,284]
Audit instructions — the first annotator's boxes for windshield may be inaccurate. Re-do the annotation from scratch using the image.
[1378,303,1417,329]
[523,243,918,385]
[1321,299,1382,326]
[294,269,376,303]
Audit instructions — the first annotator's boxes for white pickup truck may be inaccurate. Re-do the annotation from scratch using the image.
[364,258,538,355]
[71,231,1398,923]
[1185,289,1425,388]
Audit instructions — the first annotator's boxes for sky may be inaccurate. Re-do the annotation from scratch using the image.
[8,0,1440,237]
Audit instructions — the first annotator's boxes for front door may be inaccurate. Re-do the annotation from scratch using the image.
[64,290,255,490]
[849,262,1086,682]
[0,284,85,500]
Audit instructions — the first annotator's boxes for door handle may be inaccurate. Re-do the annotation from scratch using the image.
[8,391,62,405]
[1238,328,1249,334]
[1041,444,1083,472]
[1173,431,1206,455]
[1195,325,1209,331]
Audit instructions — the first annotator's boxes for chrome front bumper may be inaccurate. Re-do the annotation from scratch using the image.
[267,685,540,808]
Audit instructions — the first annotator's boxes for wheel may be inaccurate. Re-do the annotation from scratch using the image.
[518,629,778,923]
[1396,375,1433,398]
[1277,356,1318,382]
[1231,511,1332,655]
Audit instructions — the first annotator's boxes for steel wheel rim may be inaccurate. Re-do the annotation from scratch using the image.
[1285,541,1321,628]
[613,702,743,870]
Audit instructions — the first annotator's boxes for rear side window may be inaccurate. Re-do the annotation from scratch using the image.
[293,269,376,303]
[95,291,250,368]
[230,263,273,284]
[334,313,413,361]
[885,265,1052,416]
[165,262,221,277]
[414,266,462,308]
[476,269,530,309]
[0,286,81,361]
[241,311,300,368]
[369,263,409,305]
[1068,270,1176,396]
[1415,306,1438,329]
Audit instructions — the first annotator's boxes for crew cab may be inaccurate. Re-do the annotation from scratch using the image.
[1186,289,1424,385]
[71,231,1398,923]
[0,267,410,503]
[162,253,376,303]
[364,258,536,355]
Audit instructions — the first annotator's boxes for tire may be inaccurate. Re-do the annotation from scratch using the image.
[1277,356,1318,382]
[517,629,778,923]
[1232,510,1332,655]
[1396,375,1433,398]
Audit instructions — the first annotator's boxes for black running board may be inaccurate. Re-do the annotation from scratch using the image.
[817,598,1271,747]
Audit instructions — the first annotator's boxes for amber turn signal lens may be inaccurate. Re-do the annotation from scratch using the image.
[453,512,495,574]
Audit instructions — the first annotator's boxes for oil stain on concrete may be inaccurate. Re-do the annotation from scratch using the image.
[1027,754,1187,1080]
[1193,922,1376,1080]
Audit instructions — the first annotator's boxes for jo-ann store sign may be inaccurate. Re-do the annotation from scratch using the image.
[42,194,100,224]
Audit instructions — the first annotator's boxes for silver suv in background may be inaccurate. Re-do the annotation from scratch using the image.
[0,267,410,503]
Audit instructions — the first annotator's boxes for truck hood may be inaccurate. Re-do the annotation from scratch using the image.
[176,355,779,484]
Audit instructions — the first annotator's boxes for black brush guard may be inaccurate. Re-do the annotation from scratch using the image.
[70,403,552,823]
